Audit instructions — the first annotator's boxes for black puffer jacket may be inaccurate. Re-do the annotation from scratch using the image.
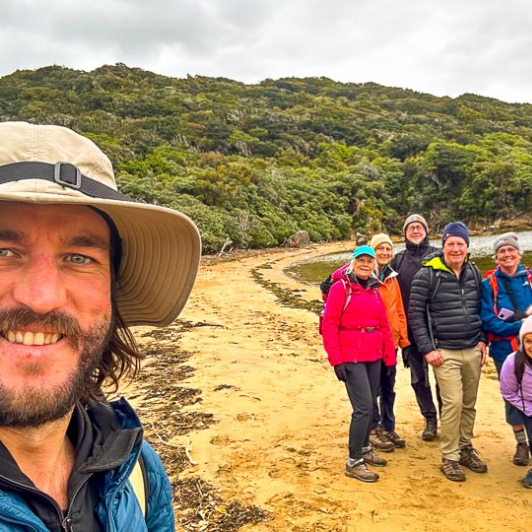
[408,251,486,356]
[391,235,439,314]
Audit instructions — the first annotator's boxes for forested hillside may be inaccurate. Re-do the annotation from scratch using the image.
[1,64,532,253]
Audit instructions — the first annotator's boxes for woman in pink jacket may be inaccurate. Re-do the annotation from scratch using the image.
[322,245,396,483]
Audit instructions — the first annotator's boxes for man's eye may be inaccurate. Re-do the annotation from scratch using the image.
[0,248,14,257]
[67,254,93,265]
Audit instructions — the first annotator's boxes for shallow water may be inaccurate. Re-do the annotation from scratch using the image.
[286,231,532,285]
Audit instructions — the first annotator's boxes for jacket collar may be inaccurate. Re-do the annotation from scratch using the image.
[0,398,142,489]
[346,271,381,289]
[405,234,432,254]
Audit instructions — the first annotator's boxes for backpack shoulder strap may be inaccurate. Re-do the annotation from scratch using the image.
[514,350,525,385]
[428,268,441,302]
[393,250,405,273]
[483,268,496,280]
[425,268,441,347]
[485,270,499,314]
[339,279,352,313]
[525,267,532,287]
[471,263,482,291]
[130,452,148,518]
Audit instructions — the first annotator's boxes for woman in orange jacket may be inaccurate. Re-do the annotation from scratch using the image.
[369,233,410,451]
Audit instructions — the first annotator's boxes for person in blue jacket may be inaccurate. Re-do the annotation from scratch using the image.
[0,122,201,530]
[481,232,532,468]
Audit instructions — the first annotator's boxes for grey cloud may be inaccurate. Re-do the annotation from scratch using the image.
[1,0,532,102]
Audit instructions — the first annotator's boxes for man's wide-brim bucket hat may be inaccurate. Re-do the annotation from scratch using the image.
[0,121,201,327]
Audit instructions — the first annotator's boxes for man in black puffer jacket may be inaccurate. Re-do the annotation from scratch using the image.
[391,214,440,441]
[409,222,488,483]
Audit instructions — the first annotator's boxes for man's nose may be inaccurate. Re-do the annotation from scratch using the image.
[12,256,67,315]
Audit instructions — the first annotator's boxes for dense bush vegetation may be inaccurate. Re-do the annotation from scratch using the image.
[1,64,532,252]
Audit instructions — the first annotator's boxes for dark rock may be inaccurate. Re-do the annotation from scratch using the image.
[286,230,311,248]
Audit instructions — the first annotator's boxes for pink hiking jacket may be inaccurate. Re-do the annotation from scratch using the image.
[322,266,396,367]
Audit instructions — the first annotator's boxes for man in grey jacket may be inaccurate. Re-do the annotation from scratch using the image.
[409,222,487,482]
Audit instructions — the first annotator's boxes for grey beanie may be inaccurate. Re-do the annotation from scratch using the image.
[403,214,428,234]
[493,232,520,254]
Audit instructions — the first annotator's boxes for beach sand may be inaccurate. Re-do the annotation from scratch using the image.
[135,242,530,531]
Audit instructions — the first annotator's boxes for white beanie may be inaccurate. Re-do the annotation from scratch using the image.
[519,315,532,346]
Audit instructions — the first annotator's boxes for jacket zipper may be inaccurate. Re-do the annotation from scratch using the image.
[61,473,93,531]
[0,471,94,532]
[62,516,73,532]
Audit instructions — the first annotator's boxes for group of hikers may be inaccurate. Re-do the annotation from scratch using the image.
[321,214,532,488]
[3,119,532,529]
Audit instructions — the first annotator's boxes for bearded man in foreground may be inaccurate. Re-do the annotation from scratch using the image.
[0,122,201,531]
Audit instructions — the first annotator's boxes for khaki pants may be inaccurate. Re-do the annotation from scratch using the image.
[433,347,482,461]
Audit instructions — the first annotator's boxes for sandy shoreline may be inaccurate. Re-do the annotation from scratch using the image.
[139,242,530,531]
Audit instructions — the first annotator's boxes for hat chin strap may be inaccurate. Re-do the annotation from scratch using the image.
[0,161,134,202]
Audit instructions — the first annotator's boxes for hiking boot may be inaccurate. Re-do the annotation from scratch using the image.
[369,426,395,452]
[521,468,532,489]
[384,430,406,448]
[362,448,387,467]
[459,445,488,473]
[440,459,466,482]
[513,442,530,466]
[345,459,379,482]
[422,418,437,441]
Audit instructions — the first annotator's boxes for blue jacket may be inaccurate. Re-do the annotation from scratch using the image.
[481,265,532,362]
[0,398,175,531]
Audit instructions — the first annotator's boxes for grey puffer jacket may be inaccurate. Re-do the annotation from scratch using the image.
[408,251,486,356]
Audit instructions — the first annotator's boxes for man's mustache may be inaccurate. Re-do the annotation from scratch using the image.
[0,308,83,348]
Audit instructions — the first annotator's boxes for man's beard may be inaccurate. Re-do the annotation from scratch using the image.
[0,308,112,428]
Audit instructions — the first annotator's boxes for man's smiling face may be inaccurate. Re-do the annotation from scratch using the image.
[0,202,113,427]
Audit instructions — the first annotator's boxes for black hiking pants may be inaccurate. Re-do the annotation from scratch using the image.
[372,359,397,432]
[344,360,381,460]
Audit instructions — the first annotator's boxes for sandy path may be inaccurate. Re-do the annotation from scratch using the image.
[168,243,530,532]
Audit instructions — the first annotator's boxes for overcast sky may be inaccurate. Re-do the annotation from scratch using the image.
[2,0,532,104]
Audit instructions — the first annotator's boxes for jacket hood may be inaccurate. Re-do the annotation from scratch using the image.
[422,253,452,274]
[422,250,472,274]
[83,398,143,472]
[331,263,350,281]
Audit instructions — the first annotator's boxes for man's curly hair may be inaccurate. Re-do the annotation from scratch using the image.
[87,299,144,402]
